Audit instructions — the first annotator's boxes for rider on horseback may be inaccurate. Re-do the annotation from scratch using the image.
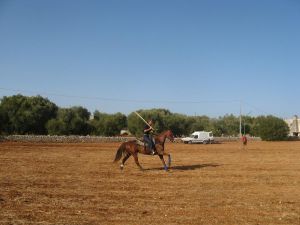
[143,119,156,155]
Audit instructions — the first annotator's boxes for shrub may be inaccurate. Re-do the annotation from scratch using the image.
[252,115,289,141]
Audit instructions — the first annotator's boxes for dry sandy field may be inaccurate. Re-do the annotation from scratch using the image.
[0,140,300,225]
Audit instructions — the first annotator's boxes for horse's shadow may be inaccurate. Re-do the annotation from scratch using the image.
[145,163,220,171]
[171,163,220,171]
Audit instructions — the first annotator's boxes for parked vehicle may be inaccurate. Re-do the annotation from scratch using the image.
[181,131,214,144]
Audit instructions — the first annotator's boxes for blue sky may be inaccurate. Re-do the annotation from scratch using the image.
[0,0,299,118]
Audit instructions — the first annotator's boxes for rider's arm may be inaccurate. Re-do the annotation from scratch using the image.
[144,127,152,132]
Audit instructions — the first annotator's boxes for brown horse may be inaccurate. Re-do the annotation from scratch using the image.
[114,130,174,171]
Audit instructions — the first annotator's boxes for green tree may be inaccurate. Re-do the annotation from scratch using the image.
[242,115,255,135]
[127,111,145,136]
[210,118,226,137]
[0,106,6,134]
[252,115,289,141]
[0,94,58,134]
[127,109,172,136]
[190,116,212,133]
[90,111,127,136]
[128,109,216,137]
[164,113,190,136]
[211,114,240,136]
[46,119,67,135]
[46,106,91,135]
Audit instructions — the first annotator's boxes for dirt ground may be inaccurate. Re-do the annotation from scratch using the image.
[0,141,300,225]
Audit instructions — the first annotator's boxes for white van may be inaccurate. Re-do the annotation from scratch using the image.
[181,131,214,144]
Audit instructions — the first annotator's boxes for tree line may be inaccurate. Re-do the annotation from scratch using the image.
[0,95,290,141]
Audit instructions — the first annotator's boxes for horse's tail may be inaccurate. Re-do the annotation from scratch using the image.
[114,142,126,162]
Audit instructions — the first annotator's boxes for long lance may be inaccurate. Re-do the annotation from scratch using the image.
[134,111,155,130]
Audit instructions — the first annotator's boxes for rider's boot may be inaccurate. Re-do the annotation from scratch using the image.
[151,146,156,155]
[151,149,155,155]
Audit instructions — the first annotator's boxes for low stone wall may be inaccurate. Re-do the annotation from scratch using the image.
[0,135,136,143]
[0,135,261,143]
[214,137,261,142]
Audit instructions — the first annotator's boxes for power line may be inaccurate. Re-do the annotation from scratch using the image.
[0,87,240,105]
[243,101,270,115]
[0,87,273,116]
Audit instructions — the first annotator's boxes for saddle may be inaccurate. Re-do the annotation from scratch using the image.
[136,138,156,155]
[136,139,145,146]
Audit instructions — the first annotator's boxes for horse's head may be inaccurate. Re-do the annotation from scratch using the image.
[165,130,175,142]
[155,130,175,144]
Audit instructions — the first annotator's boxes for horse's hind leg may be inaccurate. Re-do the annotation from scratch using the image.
[132,153,143,171]
[120,153,131,170]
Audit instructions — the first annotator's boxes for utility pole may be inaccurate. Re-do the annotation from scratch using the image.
[239,100,242,138]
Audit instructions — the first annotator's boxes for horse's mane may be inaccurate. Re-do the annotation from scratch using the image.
[154,130,172,143]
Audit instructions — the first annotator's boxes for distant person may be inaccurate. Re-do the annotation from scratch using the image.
[242,135,247,147]
[143,119,155,155]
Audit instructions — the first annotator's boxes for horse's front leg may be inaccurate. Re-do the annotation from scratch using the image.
[158,150,172,168]
[164,152,171,168]
[158,154,168,171]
